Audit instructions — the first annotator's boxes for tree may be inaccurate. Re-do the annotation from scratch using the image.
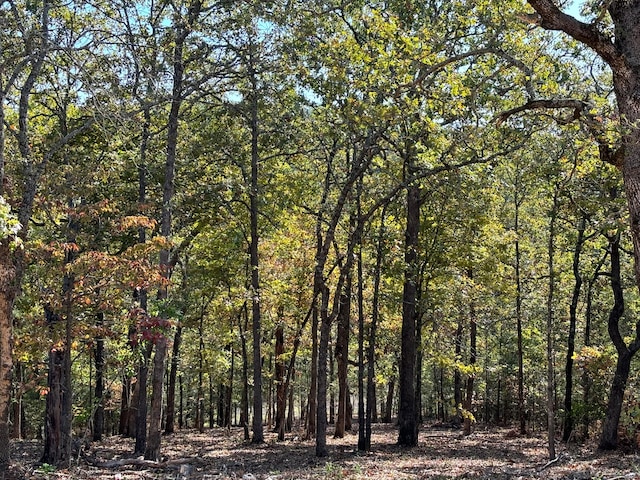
[517,0,640,449]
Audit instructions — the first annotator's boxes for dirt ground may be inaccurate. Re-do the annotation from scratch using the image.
[6,423,640,479]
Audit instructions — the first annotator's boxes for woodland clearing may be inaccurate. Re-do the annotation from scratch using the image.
[6,423,640,480]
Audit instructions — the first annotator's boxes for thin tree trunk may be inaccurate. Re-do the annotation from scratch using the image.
[315,285,331,456]
[93,312,105,441]
[334,282,351,438]
[274,323,286,434]
[357,240,366,451]
[240,306,250,441]
[563,217,586,442]
[514,180,526,435]
[546,191,559,460]
[464,272,477,436]
[384,377,395,423]
[364,206,386,450]
[165,325,182,434]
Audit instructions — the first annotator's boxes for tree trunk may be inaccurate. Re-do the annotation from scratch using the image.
[464,275,477,436]
[41,347,66,465]
[315,285,331,457]
[0,243,17,470]
[599,233,634,450]
[307,276,319,439]
[364,206,386,449]
[93,312,105,441]
[248,51,264,445]
[563,217,585,442]
[334,284,351,438]
[134,343,152,454]
[384,376,395,423]
[357,240,366,451]
[274,323,286,434]
[165,325,182,434]
[514,180,526,435]
[240,306,250,441]
[144,337,167,461]
[454,320,463,419]
[398,161,420,447]
[545,191,559,460]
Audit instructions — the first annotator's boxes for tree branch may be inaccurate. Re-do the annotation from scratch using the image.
[525,0,626,72]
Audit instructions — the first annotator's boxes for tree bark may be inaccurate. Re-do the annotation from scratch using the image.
[93,312,105,441]
[514,177,526,435]
[398,160,420,447]
[334,283,351,438]
[545,191,559,460]
[315,285,331,457]
[274,323,286,435]
[463,272,477,436]
[134,343,152,454]
[599,232,637,450]
[165,325,182,434]
[0,242,17,470]
[144,337,167,461]
[563,217,586,442]
[363,206,387,450]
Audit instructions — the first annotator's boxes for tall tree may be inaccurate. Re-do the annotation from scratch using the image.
[517,0,640,449]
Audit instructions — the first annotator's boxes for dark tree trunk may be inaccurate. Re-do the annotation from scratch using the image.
[334,283,351,438]
[599,233,639,450]
[563,218,586,442]
[329,340,335,425]
[274,323,286,434]
[179,375,184,429]
[41,347,66,465]
[224,339,233,428]
[93,312,105,441]
[315,285,331,457]
[364,206,386,449]
[398,161,420,447]
[145,337,167,461]
[11,363,23,440]
[165,325,182,434]
[515,181,526,435]
[454,320,463,414]
[119,375,130,435]
[307,276,319,439]
[240,306,250,441]
[464,275,477,436]
[384,377,395,424]
[545,190,559,460]
[197,312,205,433]
[357,240,366,451]
[134,343,152,454]
[42,215,76,467]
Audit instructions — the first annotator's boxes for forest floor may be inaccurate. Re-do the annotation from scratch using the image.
[7,423,640,480]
